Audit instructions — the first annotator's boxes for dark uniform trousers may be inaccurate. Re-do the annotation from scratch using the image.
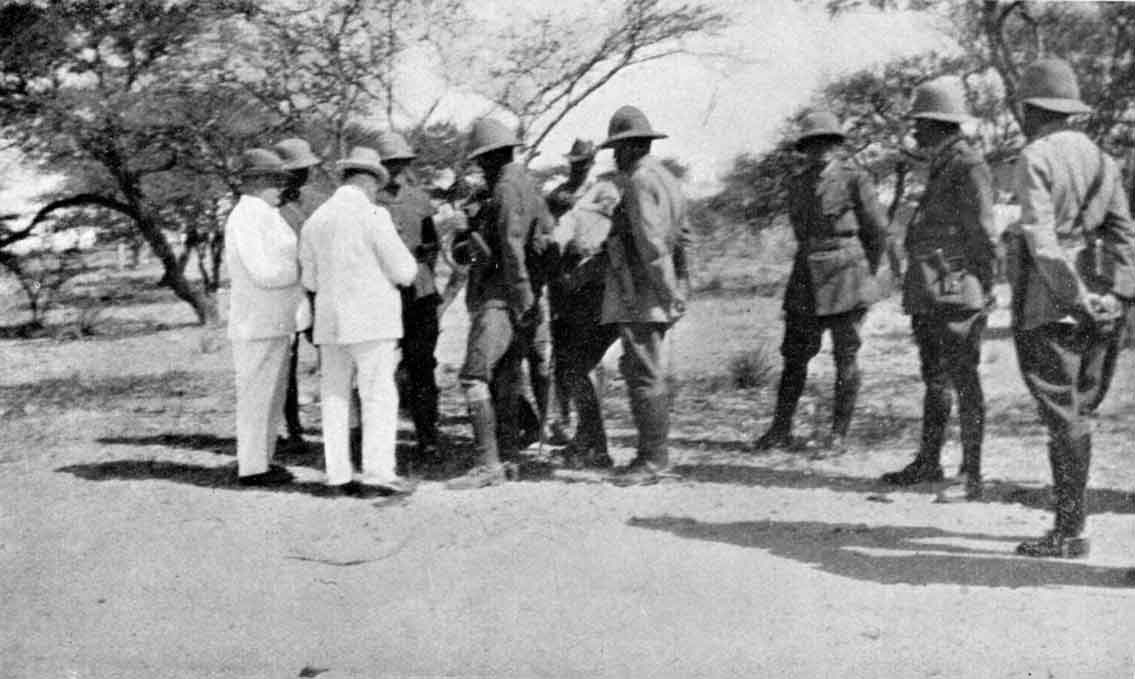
[1014,321,1121,535]
[776,308,864,437]
[400,290,441,447]
[911,310,986,473]
[553,307,620,450]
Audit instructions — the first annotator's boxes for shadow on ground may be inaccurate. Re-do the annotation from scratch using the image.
[2,370,215,411]
[670,462,1135,515]
[56,459,409,503]
[630,515,1134,589]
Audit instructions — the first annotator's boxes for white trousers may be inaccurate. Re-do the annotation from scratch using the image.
[232,337,291,476]
[320,339,400,486]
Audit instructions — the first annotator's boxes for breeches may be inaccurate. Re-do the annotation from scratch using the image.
[780,309,865,366]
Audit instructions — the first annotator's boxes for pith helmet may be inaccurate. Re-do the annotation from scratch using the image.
[1018,58,1091,114]
[336,146,389,184]
[467,118,522,160]
[272,138,321,170]
[600,106,668,148]
[377,132,417,162]
[237,148,287,177]
[795,110,845,145]
[565,138,597,162]
[908,77,972,124]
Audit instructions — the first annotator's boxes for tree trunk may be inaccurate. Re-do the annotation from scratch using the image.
[134,209,219,325]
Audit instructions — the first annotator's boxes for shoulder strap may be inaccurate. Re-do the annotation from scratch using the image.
[1074,149,1108,232]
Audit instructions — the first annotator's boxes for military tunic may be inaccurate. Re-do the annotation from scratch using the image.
[900,135,998,477]
[1006,124,1135,537]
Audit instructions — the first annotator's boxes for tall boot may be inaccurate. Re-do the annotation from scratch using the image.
[1017,436,1090,557]
[880,381,949,485]
[446,398,506,490]
[828,357,861,451]
[612,393,674,486]
[754,363,806,450]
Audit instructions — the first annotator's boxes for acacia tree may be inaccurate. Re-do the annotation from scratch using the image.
[463,0,728,157]
[0,0,269,324]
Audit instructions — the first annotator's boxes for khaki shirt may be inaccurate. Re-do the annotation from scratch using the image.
[1006,125,1135,330]
[376,182,439,300]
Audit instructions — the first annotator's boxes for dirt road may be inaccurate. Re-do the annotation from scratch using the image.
[3,284,1134,678]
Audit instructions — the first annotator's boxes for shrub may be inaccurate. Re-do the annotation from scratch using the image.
[728,345,777,390]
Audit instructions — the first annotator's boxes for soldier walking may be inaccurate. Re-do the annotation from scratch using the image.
[1003,59,1135,558]
[448,119,554,490]
[753,111,886,454]
[374,131,443,470]
[598,106,689,485]
[879,79,999,501]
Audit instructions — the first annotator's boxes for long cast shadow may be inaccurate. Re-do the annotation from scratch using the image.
[630,515,1134,589]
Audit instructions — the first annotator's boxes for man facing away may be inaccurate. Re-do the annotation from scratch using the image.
[599,106,690,486]
[374,131,443,471]
[447,118,554,490]
[1004,58,1135,558]
[300,146,419,496]
[879,78,999,502]
[753,111,887,455]
[224,148,302,487]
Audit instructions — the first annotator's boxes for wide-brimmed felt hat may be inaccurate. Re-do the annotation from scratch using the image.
[565,138,597,162]
[272,138,321,170]
[237,148,288,177]
[599,106,668,148]
[795,110,846,145]
[336,146,390,184]
[1018,58,1092,115]
[467,118,522,160]
[377,132,417,162]
[908,77,972,124]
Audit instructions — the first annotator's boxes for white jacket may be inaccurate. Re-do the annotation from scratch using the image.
[300,185,418,345]
[224,195,303,341]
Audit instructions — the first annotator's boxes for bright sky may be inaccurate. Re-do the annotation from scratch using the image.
[391,0,952,194]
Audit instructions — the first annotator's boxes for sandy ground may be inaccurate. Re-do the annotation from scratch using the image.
[2,271,1135,678]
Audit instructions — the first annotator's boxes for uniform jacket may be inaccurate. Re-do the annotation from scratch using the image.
[549,177,620,324]
[1006,125,1135,331]
[546,177,592,220]
[902,135,999,315]
[783,157,887,317]
[299,185,418,345]
[601,154,689,325]
[376,181,439,301]
[462,162,554,316]
[224,194,304,341]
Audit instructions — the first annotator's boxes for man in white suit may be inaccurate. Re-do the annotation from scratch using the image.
[300,146,419,496]
[225,148,303,486]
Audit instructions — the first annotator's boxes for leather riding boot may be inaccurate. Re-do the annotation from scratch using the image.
[754,363,806,450]
[630,393,671,469]
[1055,434,1091,537]
[880,383,949,485]
[830,357,861,442]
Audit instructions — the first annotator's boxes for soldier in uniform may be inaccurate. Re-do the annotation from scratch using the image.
[272,137,326,445]
[448,118,555,490]
[545,138,599,445]
[374,131,443,469]
[599,106,689,485]
[1004,59,1135,558]
[753,111,887,454]
[879,79,999,502]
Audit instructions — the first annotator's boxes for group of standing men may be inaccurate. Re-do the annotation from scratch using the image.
[223,103,691,497]
[757,58,1135,559]
[223,55,1131,558]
